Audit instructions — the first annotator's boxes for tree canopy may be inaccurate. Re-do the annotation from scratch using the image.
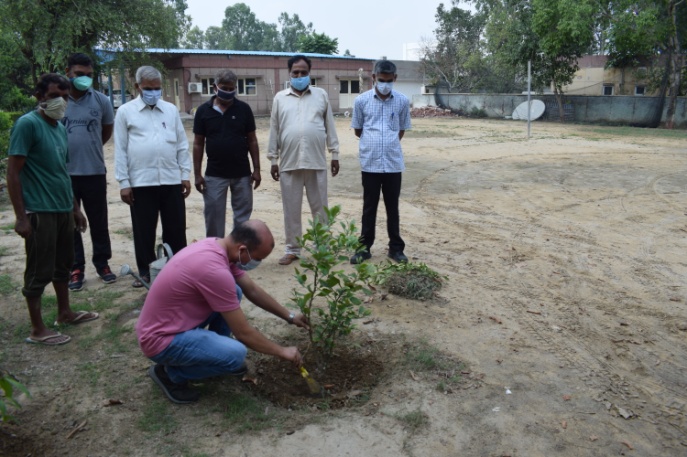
[181,3,339,54]
[0,0,189,85]
[421,2,520,93]
[279,13,315,52]
[602,0,686,127]
[298,33,339,55]
[425,0,686,125]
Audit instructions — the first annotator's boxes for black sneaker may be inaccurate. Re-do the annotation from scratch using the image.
[229,363,248,377]
[97,266,117,284]
[350,250,371,264]
[148,365,200,404]
[68,269,85,291]
[388,251,409,263]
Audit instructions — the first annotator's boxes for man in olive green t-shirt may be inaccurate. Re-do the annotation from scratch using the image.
[7,73,99,346]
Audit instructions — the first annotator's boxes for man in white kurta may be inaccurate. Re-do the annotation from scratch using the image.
[267,55,340,265]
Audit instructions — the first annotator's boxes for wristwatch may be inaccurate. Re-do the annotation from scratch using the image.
[287,313,295,324]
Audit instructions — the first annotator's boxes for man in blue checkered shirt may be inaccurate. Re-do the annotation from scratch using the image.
[350,60,411,264]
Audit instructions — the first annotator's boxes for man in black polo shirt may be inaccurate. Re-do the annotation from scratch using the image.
[193,70,261,238]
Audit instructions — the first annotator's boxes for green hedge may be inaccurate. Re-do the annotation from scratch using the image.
[0,111,14,179]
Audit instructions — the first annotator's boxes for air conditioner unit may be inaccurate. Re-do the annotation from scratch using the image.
[188,82,202,94]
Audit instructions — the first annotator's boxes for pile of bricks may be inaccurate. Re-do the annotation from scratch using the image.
[410,106,458,118]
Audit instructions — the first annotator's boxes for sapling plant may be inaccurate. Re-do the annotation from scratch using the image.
[0,368,30,423]
[291,206,375,361]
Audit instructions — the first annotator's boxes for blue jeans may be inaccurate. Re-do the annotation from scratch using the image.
[149,287,247,384]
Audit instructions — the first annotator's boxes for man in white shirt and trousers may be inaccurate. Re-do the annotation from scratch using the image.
[114,66,192,287]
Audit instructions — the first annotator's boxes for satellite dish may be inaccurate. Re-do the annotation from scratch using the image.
[512,100,545,121]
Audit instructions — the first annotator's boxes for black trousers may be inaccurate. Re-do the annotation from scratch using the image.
[360,171,405,254]
[71,175,112,272]
[130,185,187,275]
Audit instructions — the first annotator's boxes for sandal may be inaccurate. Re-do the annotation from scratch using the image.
[132,274,150,288]
[54,310,99,326]
[278,254,299,265]
[25,333,71,346]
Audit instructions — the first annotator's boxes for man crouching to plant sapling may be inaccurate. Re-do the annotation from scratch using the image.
[136,220,308,404]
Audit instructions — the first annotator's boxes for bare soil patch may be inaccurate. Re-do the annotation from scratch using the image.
[1,117,687,456]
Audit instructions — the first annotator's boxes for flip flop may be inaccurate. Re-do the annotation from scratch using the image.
[54,310,99,326]
[278,254,299,265]
[132,274,150,288]
[25,333,71,346]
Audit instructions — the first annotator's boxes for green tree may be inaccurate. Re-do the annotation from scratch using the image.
[423,1,520,93]
[474,0,596,120]
[603,0,686,128]
[182,25,207,49]
[220,3,279,51]
[278,13,313,52]
[204,26,227,49]
[298,32,339,54]
[0,0,189,85]
[480,0,550,90]
[531,0,597,120]
[0,26,34,110]
[191,5,340,53]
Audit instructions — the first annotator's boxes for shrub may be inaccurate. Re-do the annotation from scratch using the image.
[291,206,375,361]
[374,261,445,300]
[0,111,13,178]
[1,87,35,113]
[470,107,488,118]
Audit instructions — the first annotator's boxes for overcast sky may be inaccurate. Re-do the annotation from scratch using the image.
[185,0,441,60]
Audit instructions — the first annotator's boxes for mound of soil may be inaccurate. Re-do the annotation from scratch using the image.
[249,341,386,409]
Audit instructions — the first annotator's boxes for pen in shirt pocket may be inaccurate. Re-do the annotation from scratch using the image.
[162,122,166,129]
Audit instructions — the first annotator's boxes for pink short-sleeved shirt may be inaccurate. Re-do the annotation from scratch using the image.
[135,238,246,357]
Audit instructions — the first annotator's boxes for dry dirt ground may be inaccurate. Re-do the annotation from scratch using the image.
[1,116,687,457]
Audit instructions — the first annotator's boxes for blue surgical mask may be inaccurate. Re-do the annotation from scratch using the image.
[141,89,162,106]
[290,75,310,91]
[236,247,261,271]
[70,76,93,91]
[215,86,236,101]
[376,81,393,96]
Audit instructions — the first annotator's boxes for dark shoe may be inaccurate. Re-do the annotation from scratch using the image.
[388,251,408,263]
[97,265,117,284]
[148,365,199,404]
[350,251,371,264]
[69,269,85,291]
[229,363,249,377]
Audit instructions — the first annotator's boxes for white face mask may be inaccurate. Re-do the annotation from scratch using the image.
[39,97,68,120]
[376,81,393,96]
